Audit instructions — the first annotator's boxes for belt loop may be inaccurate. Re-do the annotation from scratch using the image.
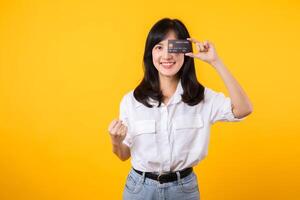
[176,171,181,184]
[141,171,146,184]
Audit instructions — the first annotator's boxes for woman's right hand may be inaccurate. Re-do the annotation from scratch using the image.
[108,119,127,146]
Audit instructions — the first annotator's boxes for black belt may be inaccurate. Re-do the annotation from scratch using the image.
[133,167,193,184]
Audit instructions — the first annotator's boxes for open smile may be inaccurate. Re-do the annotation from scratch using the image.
[160,62,176,68]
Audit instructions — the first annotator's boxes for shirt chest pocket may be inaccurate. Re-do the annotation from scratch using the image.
[172,115,204,153]
[133,119,156,135]
[132,119,158,158]
[173,115,204,130]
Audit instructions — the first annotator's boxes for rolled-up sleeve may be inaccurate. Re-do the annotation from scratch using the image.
[119,94,133,148]
[207,88,246,124]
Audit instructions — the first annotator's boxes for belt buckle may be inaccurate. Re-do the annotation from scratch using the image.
[157,173,165,184]
[157,171,169,183]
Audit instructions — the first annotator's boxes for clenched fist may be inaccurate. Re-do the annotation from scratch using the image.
[108,119,127,146]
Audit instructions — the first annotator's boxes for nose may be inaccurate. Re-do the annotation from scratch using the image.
[162,47,173,59]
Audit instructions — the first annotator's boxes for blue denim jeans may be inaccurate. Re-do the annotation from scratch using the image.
[122,168,200,200]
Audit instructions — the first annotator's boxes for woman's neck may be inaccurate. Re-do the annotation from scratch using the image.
[159,76,179,99]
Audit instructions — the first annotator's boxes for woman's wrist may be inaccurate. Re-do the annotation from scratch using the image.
[209,58,223,68]
[112,142,122,147]
[209,59,224,69]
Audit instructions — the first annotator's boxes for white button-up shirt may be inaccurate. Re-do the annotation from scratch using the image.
[119,81,245,173]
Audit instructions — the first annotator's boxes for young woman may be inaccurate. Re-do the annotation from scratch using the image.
[108,18,253,200]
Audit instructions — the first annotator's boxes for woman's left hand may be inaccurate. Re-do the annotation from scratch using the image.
[185,38,220,65]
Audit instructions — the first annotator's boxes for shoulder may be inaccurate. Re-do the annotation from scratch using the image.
[120,89,141,108]
[203,86,228,105]
[204,87,220,100]
[120,90,133,105]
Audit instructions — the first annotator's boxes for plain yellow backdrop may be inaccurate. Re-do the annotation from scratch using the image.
[1,0,300,199]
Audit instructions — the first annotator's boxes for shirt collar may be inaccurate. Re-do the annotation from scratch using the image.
[134,79,183,108]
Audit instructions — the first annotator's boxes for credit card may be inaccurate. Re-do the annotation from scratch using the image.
[168,40,192,53]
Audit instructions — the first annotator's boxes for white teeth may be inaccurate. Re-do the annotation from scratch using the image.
[161,62,175,66]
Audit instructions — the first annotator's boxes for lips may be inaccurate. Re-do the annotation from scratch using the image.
[160,62,176,68]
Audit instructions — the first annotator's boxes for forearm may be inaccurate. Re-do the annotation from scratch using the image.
[112,143,131,161]
[211,59,253,118]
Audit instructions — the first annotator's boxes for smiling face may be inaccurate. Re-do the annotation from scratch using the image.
[152,31,185,79]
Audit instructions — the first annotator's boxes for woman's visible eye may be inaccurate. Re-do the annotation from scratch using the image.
[155,45,162,50]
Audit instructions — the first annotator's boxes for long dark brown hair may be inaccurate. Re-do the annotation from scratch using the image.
[134,18,205,107]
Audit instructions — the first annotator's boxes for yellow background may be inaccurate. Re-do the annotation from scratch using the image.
[1,0,300,199]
